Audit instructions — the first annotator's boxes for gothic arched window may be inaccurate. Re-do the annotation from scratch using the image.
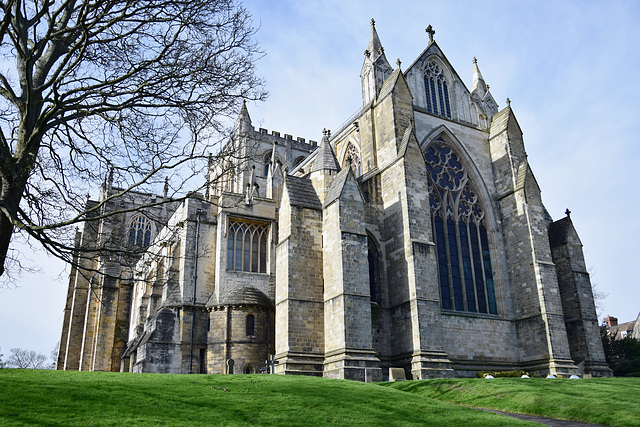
[425,140,497,314]
[128,215,152,247]
[263,153,271,177]
[424,62,451,119]
[226,218,269,273]
[343,143,361,177]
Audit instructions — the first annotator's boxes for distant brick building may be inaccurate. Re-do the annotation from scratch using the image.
[605,315,640,340]
[58,22,611,379]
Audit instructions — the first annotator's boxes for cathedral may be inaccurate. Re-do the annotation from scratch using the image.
[57,22,612,380]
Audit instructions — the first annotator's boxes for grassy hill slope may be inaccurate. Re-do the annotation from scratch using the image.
[1,369,638,426]
[384,377,640,427]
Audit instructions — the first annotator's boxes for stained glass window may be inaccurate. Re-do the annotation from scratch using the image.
[227,218,269,273]
[128,215,152,247]
[425,140,497,314]
[424,62,452,119]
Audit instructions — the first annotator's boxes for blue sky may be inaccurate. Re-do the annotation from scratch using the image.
[1,0,639,357]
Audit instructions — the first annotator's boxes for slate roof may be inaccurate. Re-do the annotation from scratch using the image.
[548,216,572,248]
[284,175,322,210]
[324,167,352,207]
[310,136,340,173]
[220,286,272,307]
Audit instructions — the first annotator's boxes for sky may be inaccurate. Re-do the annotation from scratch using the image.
[1,0,639,358]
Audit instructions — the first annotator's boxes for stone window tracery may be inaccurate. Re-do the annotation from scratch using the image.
[425,140,497,314]
[128,215,152,247]
[226,218,269,273]
[424,62,451,119]
[343,143,361,177]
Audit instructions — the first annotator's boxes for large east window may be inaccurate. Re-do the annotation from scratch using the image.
[425,140,497,314]
[424,61,451,119]
[227,218,269,273]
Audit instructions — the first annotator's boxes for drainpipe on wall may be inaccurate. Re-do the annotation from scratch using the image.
[189,208,202,374]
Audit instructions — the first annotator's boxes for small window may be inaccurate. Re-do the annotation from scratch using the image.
[343,143,362,178]
[264,154,271,177]
[246,314,255,336]
[128,215,152,247]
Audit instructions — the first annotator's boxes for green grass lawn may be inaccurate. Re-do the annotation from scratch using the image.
[383,377,640,427]
[1,370,638,426]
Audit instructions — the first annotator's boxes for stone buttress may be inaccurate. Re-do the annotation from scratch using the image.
[489,105,577,376]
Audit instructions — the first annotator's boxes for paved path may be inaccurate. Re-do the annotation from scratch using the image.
[476,408,610,427]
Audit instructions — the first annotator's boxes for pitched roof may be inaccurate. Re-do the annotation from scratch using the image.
[324,167,352,207]
[548,216,572,248]
[310,134,340,173]
[284,175,322,210]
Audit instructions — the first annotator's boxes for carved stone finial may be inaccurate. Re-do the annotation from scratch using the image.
[163,177,169,199]
[506,97,511,106]
[396,58,402,68]
[322,128,328,137]
[565,208,571,218]
[364,49,370,57]
[486,84,490,91]
[426,25,435,43]
[378,46,384,55]
[371,18,375,27]
[473,56,477,64]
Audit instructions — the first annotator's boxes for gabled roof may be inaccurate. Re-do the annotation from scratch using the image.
[324,167,354,207]
[377,67,410,101]
[284,175,322,210]
[548,216,575,248]
[489,104,523,139]
[404,40,475,101]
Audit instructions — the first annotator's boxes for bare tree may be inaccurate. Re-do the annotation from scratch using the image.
[6,347,48,369]
[0,0,266,277]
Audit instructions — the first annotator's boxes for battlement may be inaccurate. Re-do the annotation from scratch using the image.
[252,126,318,150]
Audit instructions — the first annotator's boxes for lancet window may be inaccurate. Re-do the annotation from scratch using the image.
[424,62,451,119]
[227,218,269,273]
[246,314,255,336]
[425,141,497,314]
[128,215,152,247]
[343,143,362,177]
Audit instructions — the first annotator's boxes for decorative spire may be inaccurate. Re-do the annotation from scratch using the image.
[426,25,435,43]
[244,165,259,206]
[396,58,402,69]
[471,57,487,99]
[565,208,571,218]
[311,129,340,173]
[506,97,511,106]
[366,18,384,62]
[163,177,169,199]
[235,99,252,133]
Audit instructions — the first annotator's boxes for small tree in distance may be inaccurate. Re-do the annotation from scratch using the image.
[6,347,49,369]
[0,0,266,279]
